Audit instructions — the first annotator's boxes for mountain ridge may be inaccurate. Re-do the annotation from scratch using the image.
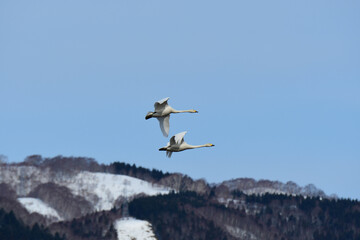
[0,155,358,240]
[4,155,334,199]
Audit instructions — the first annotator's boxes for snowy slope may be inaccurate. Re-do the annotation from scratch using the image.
[115,217,157,240]
[62,171,171,211]
[0,166,172,213]
[18,197,63,221]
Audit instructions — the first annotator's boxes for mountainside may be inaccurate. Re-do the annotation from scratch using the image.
[0,156,359,240]
[218,178,329,198]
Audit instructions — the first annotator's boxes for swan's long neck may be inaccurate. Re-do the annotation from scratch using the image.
[179,142,214,152]
[172,109,197,113]
[185,144,209,149]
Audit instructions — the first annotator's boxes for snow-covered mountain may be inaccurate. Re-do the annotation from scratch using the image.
[0,165,171,220]
[1,156,352,240]
[0,162,169,240]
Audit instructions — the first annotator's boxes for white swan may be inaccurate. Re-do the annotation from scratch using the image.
[159,131,214,158]
[145,97,198,137]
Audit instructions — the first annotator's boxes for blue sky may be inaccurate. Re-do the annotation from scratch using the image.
[1,1,359,199]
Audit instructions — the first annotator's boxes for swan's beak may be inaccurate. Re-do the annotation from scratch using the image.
[159,147,167,151]
[193,110,198,113]
[210,144,215,147]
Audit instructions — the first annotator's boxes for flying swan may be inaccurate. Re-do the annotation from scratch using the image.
[159,131,214,158]
[145,97,198,137]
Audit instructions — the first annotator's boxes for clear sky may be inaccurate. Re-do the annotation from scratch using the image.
[1,1,359,199]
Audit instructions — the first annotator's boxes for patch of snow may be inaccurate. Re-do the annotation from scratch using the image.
[243,187,287,195]
[217,198,240,207]
[18,197,63,221]
[225,225,258,240]
[62,172,171,211]
[115,217,157,240]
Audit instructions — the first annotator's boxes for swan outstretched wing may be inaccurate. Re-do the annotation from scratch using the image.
[169,131,186,145]
[174,131,187,144]
[157,115,170,137]
[154,97,169,111]
[169,135,176,145]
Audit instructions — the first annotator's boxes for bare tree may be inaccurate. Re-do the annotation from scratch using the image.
[24,155,43,166]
